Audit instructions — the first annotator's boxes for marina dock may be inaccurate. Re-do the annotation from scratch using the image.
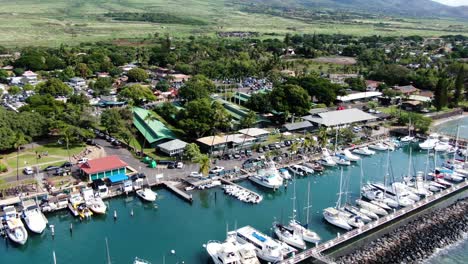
[161,181,193,203]
[219,178,261,198]
[280,180,468,264]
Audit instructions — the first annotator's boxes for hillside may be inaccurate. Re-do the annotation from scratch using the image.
[0,0,466,46]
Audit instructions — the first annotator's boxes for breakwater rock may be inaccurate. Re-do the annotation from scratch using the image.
[337,199,468,264]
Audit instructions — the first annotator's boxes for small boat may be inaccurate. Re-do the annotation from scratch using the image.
[87,197,107,214]
[97,184,109,198]
[343,205,372,223]
[332,155,351,166]
[288,219,321,244]
[273,222,306,249]
[356,199,388,216]
[368,142,389,151]
[342,149,360,161]
[278,168,291,180]
[320,149,337,167]
[400,135,415,143]
[288,165,305,176]
[136,188,157,202]
[77,203,93,219]
[134,257,152,264]
[419,133,440,150]
[352,147,375,156]
[297,164,314,175]
[21,200,48,234]
[68,192,84,217]
[434,138,451,152]
[3,206,28,245]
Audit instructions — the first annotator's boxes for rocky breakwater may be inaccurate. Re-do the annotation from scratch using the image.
[337,199,468,264]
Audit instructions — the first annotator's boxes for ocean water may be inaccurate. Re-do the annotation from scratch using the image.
[0,145,466,263]
[425,233,468,264]
[434,116,468,139]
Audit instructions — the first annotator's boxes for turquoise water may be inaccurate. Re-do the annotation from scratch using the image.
[0,145,464,263]
[435,116,468,139]
[426,234,468,264]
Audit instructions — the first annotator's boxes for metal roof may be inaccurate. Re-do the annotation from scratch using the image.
[336,92,382,102]
[302,108,377,127]
[133,107,176,144]
[157,139,187,151]
[283,121,313,131]
[238,128,270,137]
[79,155,128,175]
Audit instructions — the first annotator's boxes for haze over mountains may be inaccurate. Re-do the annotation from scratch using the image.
[237,0,468,19]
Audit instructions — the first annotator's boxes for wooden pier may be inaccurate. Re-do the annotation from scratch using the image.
[280,179,468,264]
[161,181,193,203]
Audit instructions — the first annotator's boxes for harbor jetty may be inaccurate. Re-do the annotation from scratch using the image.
[337,198,468,264]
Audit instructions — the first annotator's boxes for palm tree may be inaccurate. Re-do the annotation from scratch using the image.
[14,132,29,181]
[302,135,316,154]
[318,127,328,148]
[196,154,211,177]
[59,125,73,162]
[141,112,158,156]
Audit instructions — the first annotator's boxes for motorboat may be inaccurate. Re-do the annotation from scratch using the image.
[297,164,315,175]
[342,149,360,161]
[400,135,415,143]
[97,184,109,198]
[434,138,451,152]
[288,165,305,176]
[273,222,306,249]
[278,168,291,180]
[355,199,388,216]
[68,192,84,217]
[21,200,47,234]
[362,184,398,209]
[3,206,28,245]
[87,197,107,214]
[136,188,157,202]
[323,207,353,230]
[206,233,260,264]
[343,205,372,223]
[368,142,389,151]
[319,156,337,167]
[355,206,379,220]
[123,180,133,193]
[134,257,152,264]
[332,155,351,166]
[223,185,263,204]
[76,203,93,219]
[352,147,375,156]
[249,167,284,189]
[233,226,296,262]
[419,133,440,150]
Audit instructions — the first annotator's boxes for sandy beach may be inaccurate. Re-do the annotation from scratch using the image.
[431,112,468,127]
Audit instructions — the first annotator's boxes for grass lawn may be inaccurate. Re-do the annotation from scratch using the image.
[33,143,85,157]
[6,154,61,169]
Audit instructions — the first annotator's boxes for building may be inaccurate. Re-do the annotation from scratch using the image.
[336,92,382,103]
[365,80,383,91]
[394,85,420,96]
[22,70,38,81]
[401,101,424,112]
[238,128,270,142]
[79,155,128,182]
[283,121,314,132]
[196,135,228,152]
[328,73,360,85]
[68,77,87,91]
[196,134,256,153]
[302,108,377,128]
[133,107,177,147]
[157,139,188,156]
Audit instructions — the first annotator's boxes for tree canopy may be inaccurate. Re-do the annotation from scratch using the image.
[36,78,72,96]
[178,74,215,102]
[118,84,155,105]
[127,68,148,82]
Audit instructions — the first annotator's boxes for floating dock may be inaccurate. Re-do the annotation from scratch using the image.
[280,179,468,264]
[161,181,193,203]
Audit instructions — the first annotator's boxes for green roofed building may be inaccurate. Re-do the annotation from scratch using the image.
[133,107,176,147]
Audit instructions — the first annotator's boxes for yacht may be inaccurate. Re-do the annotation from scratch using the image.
[273,222,306,249]
[332,154,351,166]
[233,226,296,262]
[298,164,315,175]
[97,184,109,198]
[288,220,321,244]
[68,192,84,217]
[368,142,389,151]
[352,147,375,156]
[320,149,337,167]
[206,234,260,264]
[3,206,28,245]
[434,138,451,152]
[287,165,305,176]
[355,199,388,216]
[81,187,107,214]
[249,167,284,189]
[419,133,440,150]
[278,168,291,180]
[323,207,353,230]
[21,200,47,234]
[362,184,398,209]
[136,188,157,202]
[341,149,360,161]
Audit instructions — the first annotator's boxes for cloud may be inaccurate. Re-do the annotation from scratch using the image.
[431,0,468,6]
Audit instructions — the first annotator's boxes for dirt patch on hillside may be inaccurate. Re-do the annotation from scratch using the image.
[312,56,357,65]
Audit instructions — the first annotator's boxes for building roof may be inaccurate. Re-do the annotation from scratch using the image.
[408,95,432,103]
[238,128,270,137]
[157,139,188,151]
[394,85,419,94]
[224,134,256,144]
[22,70,37,77]
[80,155,128,175]
[308,108,328,115]
[197,136,227,146]
[302,108,377,127]
[133,107,176,144]
[336,92,382,102]
[284,121,313,131]
[365,80,382,88]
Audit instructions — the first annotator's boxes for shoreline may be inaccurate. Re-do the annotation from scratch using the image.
[431,112,468,127]
[337,198,468,264]
[422,232,468,264]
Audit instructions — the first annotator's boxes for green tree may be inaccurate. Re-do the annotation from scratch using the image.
[156,80,170,92]
[155,102,178,122]
[246,93,272,113]
[36,78,72,96]
[183,143,202,161]
[127,68,148,82]
[101,108,123,134]
[178,74,215,102]
[270,84,311,115]
[0,69,8,83]
[318,127,328,148]
[91,77,113,96]
[345,77,366,91]
[239,111,257,129]
[8,85,21,95]
[453,66,464,106]
[75,63,91,78]
[434,78,449,111]
[118,84,155,105]
[195,154,211,176]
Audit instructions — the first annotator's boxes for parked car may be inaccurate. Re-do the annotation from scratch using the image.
[189,172,203,178]
[167,162,176,169]
[23,167,34,175]
[176,162,184,169]
[61,161,73,168]
[233,154,241,159]
[131,173,146,181]
[245,150,252,156]
[223,153,233,160]
[353,126,362,133]
[44,165,60,172]
[209,166,225,174]
[77,157,88,164]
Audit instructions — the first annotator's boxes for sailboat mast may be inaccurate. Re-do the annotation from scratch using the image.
[408,147,412,178]
[359,159,364,199]
[292,174,297,221]
[105,238,111,264]
[336,168,343,209]
[452,125,460,164]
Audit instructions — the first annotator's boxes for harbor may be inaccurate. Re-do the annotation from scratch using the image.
[0,141,467,263]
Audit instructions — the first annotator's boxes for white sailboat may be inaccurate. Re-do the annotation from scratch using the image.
[323,168,354,230]
[21,200,47,234]
[400,119,415,143]
[341,149,360,161]
[273,174,306,249]
[3,205,28,245]
[355,199,388,216]
[289,181,321,244]
[352,147,375,156]
[419,133,440,150]
[368,142,389,151]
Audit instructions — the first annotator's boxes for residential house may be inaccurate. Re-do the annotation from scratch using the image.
[79,155,128,182]
[157,139,188,156]
[393,85,420,96]
[365,80,382,91]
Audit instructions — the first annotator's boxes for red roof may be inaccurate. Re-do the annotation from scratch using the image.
[79,155,128,175]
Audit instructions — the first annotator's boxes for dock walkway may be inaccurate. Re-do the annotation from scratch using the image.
[161,181,193,203]
[280,180,468,264]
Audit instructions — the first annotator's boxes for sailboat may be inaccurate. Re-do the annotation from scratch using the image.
[273,174,306,249]
[400,118,416,143]
[322,168,353,230]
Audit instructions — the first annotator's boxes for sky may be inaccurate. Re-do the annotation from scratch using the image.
[432,0,468,6]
